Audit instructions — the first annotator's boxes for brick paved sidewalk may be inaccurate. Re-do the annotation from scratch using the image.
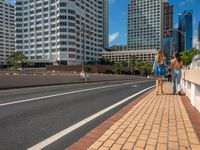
[68,84,200,150]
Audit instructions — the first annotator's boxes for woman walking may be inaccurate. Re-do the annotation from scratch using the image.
[170,52,183,95]
[153,50,167,95]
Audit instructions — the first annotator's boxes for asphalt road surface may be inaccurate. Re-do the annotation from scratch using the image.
[0,78,155,150]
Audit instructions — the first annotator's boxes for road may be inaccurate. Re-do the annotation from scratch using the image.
[0,78,155,150]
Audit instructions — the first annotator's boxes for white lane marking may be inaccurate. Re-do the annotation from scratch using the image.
[27,85,155,150]
[131,84,138,88]
[0,80,153,107]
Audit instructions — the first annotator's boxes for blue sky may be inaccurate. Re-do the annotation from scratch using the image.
[109,0,200,47]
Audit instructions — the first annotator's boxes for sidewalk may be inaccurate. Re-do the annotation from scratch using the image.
[67,84,200,150]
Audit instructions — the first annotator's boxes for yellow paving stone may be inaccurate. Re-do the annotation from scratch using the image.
[144,126,152,130]
[139,134,148,141]
[135,140,146,148]
[189,138,200,144]
[102,139,115,147]
[158,137,167,144]
[168,141,179,149]
[87,84,200,150]
[134,146,144,150]
[110,144,122,150]
[169,135,178,142]
[147,138,157,146]
[142,129,150,135]
[149,133,158,139]
[98,135,109,142]
[159,132,167,137]
[132,130,141,136]
[145,145,155,150]
[122,141,134,150]
[168,131,177,136]
[157,143,167,150]
[179,146,191,150]
[115,129,124,134]
[179,139,190,147]
[127,135,137,143]
[125,127,134,133]
[98,146,109,150]
[121,132,131,138]
[160,127,168,132]
[115,137,126,145]
[109,133,120,140]
[188,132,198,138]
[191,144,200,150]
[90,141,103,149]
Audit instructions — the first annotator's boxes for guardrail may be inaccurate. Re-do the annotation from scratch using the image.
[182,54,200,113]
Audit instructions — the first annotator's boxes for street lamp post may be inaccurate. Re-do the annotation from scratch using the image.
[165,29,186,51]
[77,24,91,82]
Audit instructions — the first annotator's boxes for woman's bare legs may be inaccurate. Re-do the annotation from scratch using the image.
[160,77,163,94]
[156,77,159,94]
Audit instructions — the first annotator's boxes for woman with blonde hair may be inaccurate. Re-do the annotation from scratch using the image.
[153,50,167,95]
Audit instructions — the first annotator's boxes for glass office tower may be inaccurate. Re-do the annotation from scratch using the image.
[178,10,193,51]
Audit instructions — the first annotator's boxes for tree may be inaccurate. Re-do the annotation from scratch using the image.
[6,51,28,69]
[181,48,200,66]
[113,61,123,74]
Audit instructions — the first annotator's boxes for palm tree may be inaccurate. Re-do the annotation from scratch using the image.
[6,51,28,69]
[181,48,200,66]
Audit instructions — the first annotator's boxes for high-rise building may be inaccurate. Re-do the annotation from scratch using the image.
[15,0,106,66]
[103,0,108,49]
[109,45,127,51]
[127,0,163,51]
[163,2,173,37]
[178,10,193,51]
[163,1,173,57]
[172,29,180,52]
[0,0,15,66]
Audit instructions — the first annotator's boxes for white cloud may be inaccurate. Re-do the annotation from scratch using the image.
[109,0,117,5]
[109,32,119,42]
[179,0,194,6]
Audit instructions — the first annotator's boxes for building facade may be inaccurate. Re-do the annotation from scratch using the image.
[103,0,108,49]
[127,0,163,51]
[163,2,173,37]
[109,45,127,51]
[0,0,15,66]
[178,10,193,51]
[15,0,106,66]
[163,2,173,57]
[103,49,157,63]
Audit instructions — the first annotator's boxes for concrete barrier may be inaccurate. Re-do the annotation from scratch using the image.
[182,68,200,113]
[0,74,146,89]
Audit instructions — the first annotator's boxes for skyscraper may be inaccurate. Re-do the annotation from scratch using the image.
[163,2,173,37]
[178,10,193,51]
[103,0,109,49]
[16,0,106,66]
[127,0,163,51]
[0,0,15,66]
[163,1,173,57]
